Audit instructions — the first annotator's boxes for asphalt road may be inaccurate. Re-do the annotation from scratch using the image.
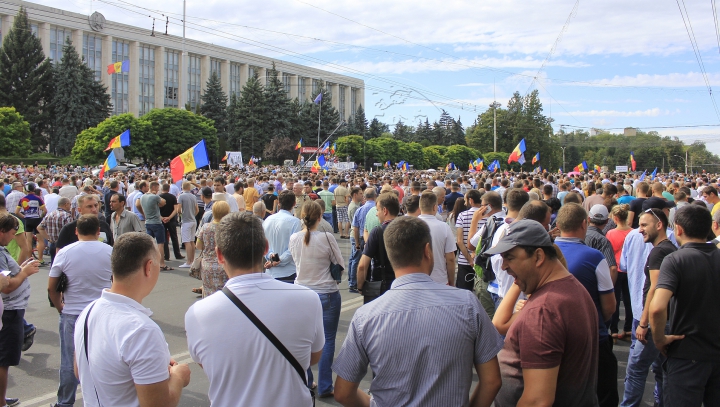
[11,233,657,407]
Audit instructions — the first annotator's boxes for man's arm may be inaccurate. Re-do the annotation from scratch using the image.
[158,198,166,208]
[627,211,635,228]
[334,376,370,407]
[445,251,456,286]
[357,255,370,290]
[637,268,661,344]
[135,364,191,407]
[310,350,322,366]
[469,357,502,407]
[599,292,616,322]
[650,288,684,355]
[135,198,145,216]
[48,276,63,312]
[36,223,49,242]
[14,230,30,263]
[517,367,559,407]
[456,227,473,264]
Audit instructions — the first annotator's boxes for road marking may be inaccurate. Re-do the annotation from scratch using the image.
[24,299,363,406]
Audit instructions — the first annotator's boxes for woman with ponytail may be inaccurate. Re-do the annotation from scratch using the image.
[289,200,344,398]
[606,203,633,340]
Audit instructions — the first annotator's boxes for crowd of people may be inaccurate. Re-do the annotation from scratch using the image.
[0,161,719,407]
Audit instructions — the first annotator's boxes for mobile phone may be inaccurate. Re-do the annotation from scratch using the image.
[1,270,11,277]
[271,253,280,262]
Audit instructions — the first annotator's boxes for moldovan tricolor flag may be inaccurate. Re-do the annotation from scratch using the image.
[532,152,540,165]
[170,140,210,182]
[295,138,303,150]
[630,151,637,172]
[508,138,527,164]
[104,129,130,151]
[98,150,118,179]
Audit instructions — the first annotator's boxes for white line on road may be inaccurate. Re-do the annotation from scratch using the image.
[23,298,363,406]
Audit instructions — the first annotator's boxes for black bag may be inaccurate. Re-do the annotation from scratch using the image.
[475,216,503,283]
[323,232,344,283]
[363,227,391,298]
[56,272,69,292]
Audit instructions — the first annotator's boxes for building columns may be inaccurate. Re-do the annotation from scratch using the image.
[101,34,113,95]
[154,45,165,109]
[128,41,140,116]
[221,59,230,97]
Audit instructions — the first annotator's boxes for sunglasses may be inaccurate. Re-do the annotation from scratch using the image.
[644,208,662,224]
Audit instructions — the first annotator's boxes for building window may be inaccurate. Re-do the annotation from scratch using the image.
[0,19,2,46]
[339,85,346,119]
[210,58,221,80]
[298,77,306,101]
[30,23,38,37]
[265,68,272,85]
[164,49,179,107]
[312,79,322,97]
[351,88,357,118]
[229,63,242,97]
[187,54,201,110]
[111,39,130,115]
[282,73,291,96]
[49,26,70,64]
[249,65,260,80]
[82,33,103,81]
[139,45,155,116]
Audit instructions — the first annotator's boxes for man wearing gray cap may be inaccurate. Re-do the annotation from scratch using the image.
[485,219,598,407]
[487,219,599,407]
[586,204,618,283]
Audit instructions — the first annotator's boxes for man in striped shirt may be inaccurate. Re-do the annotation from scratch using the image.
[333,216,503,407]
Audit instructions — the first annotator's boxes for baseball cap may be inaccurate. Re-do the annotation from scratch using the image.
[483,219,554,256]
[201,187,213,198]
[212,192,227,202]
[589,204,609,222]
[642,196,675,211]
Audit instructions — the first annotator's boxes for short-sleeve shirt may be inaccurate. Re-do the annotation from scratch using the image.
[334,185,349,207]
[643,239,677,305]
[140,193,162,225]
[243,188,259,211]
[496,275,599,407]
[455,206,480,265]
[261,193,277,213]
[363,221,394,283]
[418,214,457,284]
[158,193,177,218]
[178,192,197,223]
[363,207,380,234]
[56,219,114,251]
[585,226,617,268]
[0,247,29,310]
[18,194,44,218]
[318,190,334,213]
[49,241,112,315]
[628,198,646,228]
[656,242,720,361]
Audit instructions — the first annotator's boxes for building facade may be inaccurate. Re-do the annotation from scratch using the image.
[0,0,364,120]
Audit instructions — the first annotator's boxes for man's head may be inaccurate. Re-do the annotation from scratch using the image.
[703,186,719,204]
[201,187,213,203]
[110,180,119,191]
[216,212,268,273]
[148,181,160,193]
[111,232,161,295]
[639,208,668,244]
[419,190,438,215]
[376,192,400,223]
[636,181,650,197]
[213,176,226,193]
[182,181,192,192]
[383,216,433,275]
[712,209,720,238]
[481,191,502,211]
[506,188,530,214]
[674,205,712,244]
[350,187,362,202]
[138,181,149,193]
[293,183,304,196]
[364,187,377,202]
[517,200,552,230]
[404,195,421,217]
[0,213,19,246]
[484,219,558,295]
[57,197,71,212]
[466,189,482,207]
[109,194,125,212]
[556,203,587,238]
[78,194,99,216]
[277,190,296,211]
[76,214,100,238]
[651,182,665,198]
[253,201,266,218]
[588,204,609,228]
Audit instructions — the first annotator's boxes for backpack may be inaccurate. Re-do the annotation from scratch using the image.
[474,216,503,282]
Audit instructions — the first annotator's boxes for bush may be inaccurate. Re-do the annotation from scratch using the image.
[0,107,32,157]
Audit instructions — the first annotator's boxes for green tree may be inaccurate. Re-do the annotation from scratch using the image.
[397,141,424,167]
[71,113,156,163]
[336,135,366,165]
[445,145,479,168]
[200,71,228,149]
[422,146,446,169]
[143,108,218,162]
[52,38,111,156]
[353,105,368,137]
[263,63,291,140]
[0,7,53,152]
[0,107,32,156]
[366,136,400,164]
[263,136,297,163]
[228,73,267,157]
[368,118,386,139]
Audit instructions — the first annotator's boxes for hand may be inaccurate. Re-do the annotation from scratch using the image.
[635,325,648,344]
[20,258,40,277]
[655,334,685,356]
[170,363,191,387]
[549,227,561,239]
[514,299,527,313]
[0,274,8,291]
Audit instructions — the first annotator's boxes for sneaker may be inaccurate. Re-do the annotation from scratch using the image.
[178,263,191,268]
[6,397,19,406]
[349,288,359,294]
[22,327,36,352]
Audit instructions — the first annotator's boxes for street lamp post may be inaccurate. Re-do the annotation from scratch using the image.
[560,146,566,174]
[491,101,501,152]
[673,153,688,175]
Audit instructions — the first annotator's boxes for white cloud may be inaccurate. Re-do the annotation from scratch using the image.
[568,72,720,88]
[558,108,663,117]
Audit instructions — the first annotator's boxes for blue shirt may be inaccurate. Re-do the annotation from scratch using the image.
[263,209,302,278]
[555,238,614,342]
[351,200,376,238]
[617,195,635,205]
[328,184,338,193]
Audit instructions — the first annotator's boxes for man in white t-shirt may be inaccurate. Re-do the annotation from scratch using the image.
[44,187,61,214]
[185,212,323,407]
[417,191,456,286]
[74,232,191,407]
[58,179,79,201]
[48,215,113,407]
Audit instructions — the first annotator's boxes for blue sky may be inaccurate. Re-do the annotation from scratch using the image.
[33,0,720,154]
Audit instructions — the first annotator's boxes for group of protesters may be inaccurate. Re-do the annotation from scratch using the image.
[0,160,719,407]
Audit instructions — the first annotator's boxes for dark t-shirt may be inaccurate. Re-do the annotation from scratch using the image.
[261,193,277,213]
[362,221,395,283]
[56,219,114,251]
[629,198,646,228]
[104,190,118,216]
[496,275,599,407]
[444,191,464,212]
[656,242,720,361]
[642,239,677,306]
[159,193,177,219]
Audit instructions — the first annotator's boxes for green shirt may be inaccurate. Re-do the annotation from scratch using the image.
[318,190,334,214]
[364,207,380,233]
[7,220,24,262]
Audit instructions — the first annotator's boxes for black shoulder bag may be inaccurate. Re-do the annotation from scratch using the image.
[323,232,345,283]
[362,227,389,298]
[222,287,315,404]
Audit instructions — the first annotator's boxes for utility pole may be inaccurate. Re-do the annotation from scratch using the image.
[491,82,500,152]
[560,146,566,173]
[180,0,187,110]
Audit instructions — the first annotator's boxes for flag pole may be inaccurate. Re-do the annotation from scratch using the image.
[317,91,322,149]
[298,121,345,172]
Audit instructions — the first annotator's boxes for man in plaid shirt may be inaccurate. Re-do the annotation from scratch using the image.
[37,197,73,264]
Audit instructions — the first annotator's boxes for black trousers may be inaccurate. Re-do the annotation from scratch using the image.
[456,264,475,290]
[195,206,205,226]
[163,219,183,260]
[664,357,720,406]
[598,336,619,407]
[611,272,633,333]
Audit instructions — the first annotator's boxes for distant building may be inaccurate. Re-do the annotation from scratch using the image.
[0,0,364,120]
[624,127,637,137]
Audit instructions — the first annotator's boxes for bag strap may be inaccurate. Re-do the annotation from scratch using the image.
[221,287,308,387]
[323,232,340,265]
[82,302,103,407]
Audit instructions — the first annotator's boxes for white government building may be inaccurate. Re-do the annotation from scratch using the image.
[0,0,365,120]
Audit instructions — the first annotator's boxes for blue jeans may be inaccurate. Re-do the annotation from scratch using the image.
[306,291,341,395]
[620,319,665,407]
[348,237,363,289]
[322,213,334,230]
[58,313,80,407]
